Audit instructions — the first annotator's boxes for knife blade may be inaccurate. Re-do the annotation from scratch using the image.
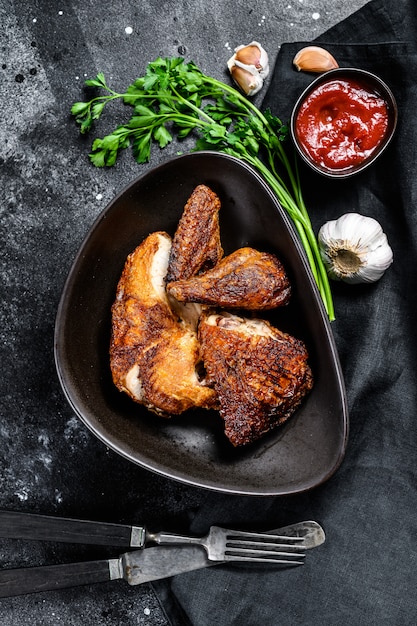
[0,520,324,598]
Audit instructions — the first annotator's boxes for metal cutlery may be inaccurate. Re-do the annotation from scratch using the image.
[0,511,325,551]
[0,510,305,562]
[148,525,306,563]
[0,511,325,597]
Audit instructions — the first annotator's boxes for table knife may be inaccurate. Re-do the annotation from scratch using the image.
[0,515,324,598]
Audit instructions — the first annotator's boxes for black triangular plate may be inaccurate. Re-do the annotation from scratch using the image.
[55,152,348,496]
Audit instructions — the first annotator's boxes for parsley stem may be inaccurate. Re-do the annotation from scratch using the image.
[170,85,218,125]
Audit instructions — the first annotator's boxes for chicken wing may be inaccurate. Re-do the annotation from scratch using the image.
[167,247,291,310]
[166,184,223,283]
[198,311,313,446]
[110,231,217,416]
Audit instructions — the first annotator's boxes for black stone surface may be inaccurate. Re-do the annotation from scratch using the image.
[1,1,368,624]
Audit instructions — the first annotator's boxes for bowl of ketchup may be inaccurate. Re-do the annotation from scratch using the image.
[290,68,398,178]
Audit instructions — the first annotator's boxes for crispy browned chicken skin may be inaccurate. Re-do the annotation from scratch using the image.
[198,312,313,446]
[167,247,291,310]
[166,184,223,283]
[110,184,313,446]
[110,231,217,416]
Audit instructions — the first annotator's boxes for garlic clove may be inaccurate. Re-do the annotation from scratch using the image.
[228,62,264,96]
[227,41,269,96]
[232,41,270,79]
[318,212,393,284]
[293,46,339,73]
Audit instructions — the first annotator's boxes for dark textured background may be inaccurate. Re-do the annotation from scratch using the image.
[0,1,387,624]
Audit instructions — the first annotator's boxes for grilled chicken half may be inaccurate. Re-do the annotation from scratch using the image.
[166,184,223,283]
[167,247,291,310]
[110,231,217,416]
[198,312,313,446]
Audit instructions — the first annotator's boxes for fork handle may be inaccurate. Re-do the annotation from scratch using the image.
[150,531,203,548]
[0,511,145,548]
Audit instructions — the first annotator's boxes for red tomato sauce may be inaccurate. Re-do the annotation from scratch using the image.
[295,78,389,170]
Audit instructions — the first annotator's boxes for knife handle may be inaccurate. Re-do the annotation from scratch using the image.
[0,511,145,547]
[0,559,120,598]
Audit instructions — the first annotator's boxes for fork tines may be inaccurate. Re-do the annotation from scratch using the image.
[224,531,306,565]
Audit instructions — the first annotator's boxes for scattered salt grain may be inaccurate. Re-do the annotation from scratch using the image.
[38,432,50,447]
[312,12,320,20]
[38,453,53,471]
[125,26,133,35]
[15,487,29,502]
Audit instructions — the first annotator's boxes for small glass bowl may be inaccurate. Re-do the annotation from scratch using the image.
[290,67,398,179]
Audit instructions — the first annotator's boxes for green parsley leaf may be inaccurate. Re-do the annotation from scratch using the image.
[71,101,90,116]
[85,72,107,89]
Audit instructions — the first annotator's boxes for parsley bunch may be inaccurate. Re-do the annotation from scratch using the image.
[71,57,334,320]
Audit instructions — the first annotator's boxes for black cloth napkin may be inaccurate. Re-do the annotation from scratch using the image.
[157,1,417,623]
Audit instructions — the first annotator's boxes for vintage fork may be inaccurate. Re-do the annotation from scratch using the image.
[148,526,305,564]
[0,511,306,565]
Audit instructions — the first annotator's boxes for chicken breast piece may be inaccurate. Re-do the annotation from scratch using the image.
[110,231,217,416]
[167,247,291,310]
[198,312,313,446]
[166,184,223,283]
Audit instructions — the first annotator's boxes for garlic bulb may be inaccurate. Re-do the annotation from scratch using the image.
[227,41,269,96]
[293,46,339,73]
[318,213,393,284]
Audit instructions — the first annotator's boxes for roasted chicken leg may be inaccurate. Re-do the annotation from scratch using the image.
[166,184,223,283]
[167,247,291,310]
[198,311,313,446]
[110,231,217,416]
